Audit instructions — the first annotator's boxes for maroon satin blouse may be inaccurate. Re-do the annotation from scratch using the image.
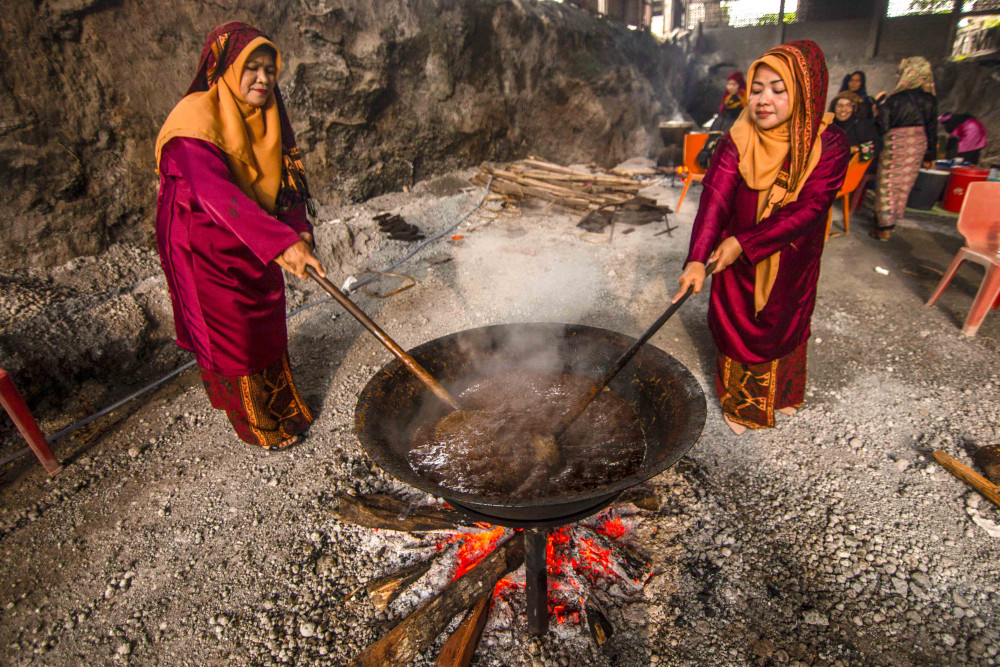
[156,137,311,375]
[685,127,850,364]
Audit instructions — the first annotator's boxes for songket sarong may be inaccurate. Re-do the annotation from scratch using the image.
[200,352,313,449]
[875,126,926,230]
[715,342,807,429]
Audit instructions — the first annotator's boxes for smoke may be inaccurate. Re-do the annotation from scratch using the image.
[453,230,606,326]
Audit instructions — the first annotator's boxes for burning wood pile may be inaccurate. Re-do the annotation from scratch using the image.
[471,157,670,217]
[330,489,662,665]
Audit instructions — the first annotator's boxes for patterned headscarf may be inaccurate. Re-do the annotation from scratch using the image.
[728,39,833,313]
[155,22,313,215]
[892,56,935,96]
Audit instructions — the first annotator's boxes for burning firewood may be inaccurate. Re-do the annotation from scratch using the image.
[435,592,492,666]
[349,534,525,667]
[576,526,653,591]
[366,558,436,612]
[329,493,477,532]
[584,595,614,647]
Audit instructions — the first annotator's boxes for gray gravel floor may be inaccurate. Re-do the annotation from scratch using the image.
[0,170,998,666]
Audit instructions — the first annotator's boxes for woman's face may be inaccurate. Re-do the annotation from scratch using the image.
[748,64,791,130]
[834,98,855,122]
[725,79,739,95]
[848,73,863,92]
[240,47,277,108]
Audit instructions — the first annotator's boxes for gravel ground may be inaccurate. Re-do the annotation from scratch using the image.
[0,169,998,666]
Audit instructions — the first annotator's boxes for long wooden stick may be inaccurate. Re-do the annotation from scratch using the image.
[552,261,717,440]
[350,535,524,667]
[305,266,462,411]
[933,450,1000,508]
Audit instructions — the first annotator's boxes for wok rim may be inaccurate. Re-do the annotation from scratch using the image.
[354,322,706,510]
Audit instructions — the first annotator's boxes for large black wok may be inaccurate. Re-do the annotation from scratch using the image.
[355,322,706,527]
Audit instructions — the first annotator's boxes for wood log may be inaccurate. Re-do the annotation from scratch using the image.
[584,595,614,647]
[435,593,491,666]
[933,450,1000,508]
[578,526,653,590]
[329,493,477,531]
[618,487,662,512]
[519,169,640,187]
[522,157,594,177]
[350,535,525,667]
[366,558,435,612]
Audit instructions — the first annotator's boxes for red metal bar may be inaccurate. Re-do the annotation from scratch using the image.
[0,369,62,476]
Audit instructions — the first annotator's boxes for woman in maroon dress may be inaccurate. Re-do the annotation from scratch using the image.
[674,40,849,433]
[154,23,325,449]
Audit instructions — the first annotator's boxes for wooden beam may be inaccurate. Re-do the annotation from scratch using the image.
[867,0,888,59]
[329,493,477,531]
[435,593,492,666]
[350,535,525,666]
[366,558,436,612]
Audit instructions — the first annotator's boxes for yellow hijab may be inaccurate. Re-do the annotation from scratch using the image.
[155,36,284,213]
[728,48,833,313]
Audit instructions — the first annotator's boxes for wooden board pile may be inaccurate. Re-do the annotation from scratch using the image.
[471,157,670,215]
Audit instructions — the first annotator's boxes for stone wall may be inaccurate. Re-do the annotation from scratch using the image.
[0,0,686,272]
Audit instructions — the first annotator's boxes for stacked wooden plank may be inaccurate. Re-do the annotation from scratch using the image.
[471,156,666,213]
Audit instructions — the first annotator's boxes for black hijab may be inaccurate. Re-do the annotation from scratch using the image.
[840,71,869,99]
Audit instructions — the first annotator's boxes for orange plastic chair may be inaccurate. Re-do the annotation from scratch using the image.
[824,153,872,240]
[675,133,710,212]
[925,180,1000,336]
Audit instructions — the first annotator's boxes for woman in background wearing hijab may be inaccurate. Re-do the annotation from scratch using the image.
[674,40,849,434]
[155,23,324,450]
[710,71,747,133]
[840,70,878,119]
[872,57,937,241]
[830,91,880,162]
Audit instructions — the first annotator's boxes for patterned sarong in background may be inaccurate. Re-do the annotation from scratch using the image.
[875,126,926,230]
[200,352,313,448]
[715,342,807,429]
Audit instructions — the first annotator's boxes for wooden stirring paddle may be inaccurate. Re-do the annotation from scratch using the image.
[546,260,718,444]
[305,265,462,411]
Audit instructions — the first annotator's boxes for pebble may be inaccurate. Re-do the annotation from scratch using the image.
[117,642,131,655]
[803,609,829,626]
[299,622,316,638]
[127,446,140,458]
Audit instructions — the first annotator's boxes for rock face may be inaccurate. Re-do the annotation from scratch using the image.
[0,0,684,272]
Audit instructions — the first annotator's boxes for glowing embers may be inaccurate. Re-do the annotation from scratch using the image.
[438,523,507,580]
[438,507,654,633]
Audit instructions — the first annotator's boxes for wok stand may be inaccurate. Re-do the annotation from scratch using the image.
[525,528,550,636]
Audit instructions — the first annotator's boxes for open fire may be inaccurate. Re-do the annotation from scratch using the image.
[333,492,659,665]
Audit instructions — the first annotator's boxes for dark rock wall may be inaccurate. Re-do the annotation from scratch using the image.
[0,0,684,271]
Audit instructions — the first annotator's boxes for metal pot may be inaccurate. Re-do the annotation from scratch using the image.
[354,323,706,528]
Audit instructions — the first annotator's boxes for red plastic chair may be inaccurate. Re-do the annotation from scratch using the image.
[824,153,872,240]
[675,133,709,212]
[925,180,1000,336]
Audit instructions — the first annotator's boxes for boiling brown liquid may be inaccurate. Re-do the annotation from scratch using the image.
[407,372,646,499]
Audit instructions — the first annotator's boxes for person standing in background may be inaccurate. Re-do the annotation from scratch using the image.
[871,57,937,241]
[940,113,987,164]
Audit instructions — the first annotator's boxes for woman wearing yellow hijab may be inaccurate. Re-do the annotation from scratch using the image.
[155,23,324,450]
[674,40,850,433]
